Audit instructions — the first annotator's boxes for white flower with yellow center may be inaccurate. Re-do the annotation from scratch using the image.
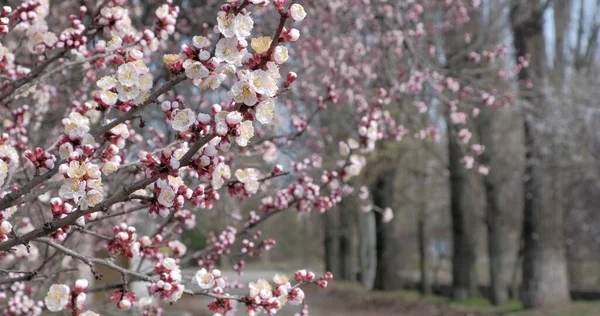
[97,76,118,90]
[58,143,74,159]
[80,189,104,210]
[183,60,209,80]
[66,161,88,180]
[157,186,177,207]
[274,46,289,64]
[117,63,139,87]
[234,14,254,39]
[100,90,118,106]
[236,121,255,147]
[170,108,197,132]
[0,160,8,188]
[266,61,282,79]
[273,274,290,287]
[256,98,276,124]
[235,168,260,194]
[231,80,257,106]
[155,4,169,19]
[195,268,215,289]
[215,37,243,64]
[249,70,278,97]
[251,36,272,54]
[110,123,130,139]
[217,12,237,38]
[63,112,90,140]
[116,83,140,101]
[138,73,153,92]
[192,36,210,49]
[249,279,272,299]
[290,4,307,21]
[81,311,100,316]
[45,284,70,312]
[59,179,86,201]
[0,144,18,169]
[106,36,122,51]
[211,163,231,190]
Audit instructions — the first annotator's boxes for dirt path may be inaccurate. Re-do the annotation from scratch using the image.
[174,269,491,316]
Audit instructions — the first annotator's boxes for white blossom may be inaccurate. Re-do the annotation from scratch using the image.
[236,121,254,147]
[235,168,260,194]
[170,108,197,132]
[195,268,215,289]
[290,4,307,21]
[211,163,231,190]
[255,98,276,124]
[45,284,70,312]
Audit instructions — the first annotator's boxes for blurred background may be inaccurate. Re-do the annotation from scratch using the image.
[4,0,600,315]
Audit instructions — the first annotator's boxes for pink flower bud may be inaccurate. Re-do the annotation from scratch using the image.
[0,221,12,235]
[75,279,89,292]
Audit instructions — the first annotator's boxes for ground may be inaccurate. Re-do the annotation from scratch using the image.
[172,269,600,316]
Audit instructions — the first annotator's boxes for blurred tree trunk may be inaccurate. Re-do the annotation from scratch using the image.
[552,0,572,86]
[372,170,403,290]
[324,209,341,278]
[510,1,571,308]
[418,155,431,295]
[478,107,509,305]
[339,199,357,281]
[442,9,482,300]
[447,122,479,299]
[359,209,377,289]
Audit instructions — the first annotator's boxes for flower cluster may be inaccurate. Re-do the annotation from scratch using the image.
[197,226,237,270]
[58,157,104,212]
[96,53,153,111]
[148,258,184,303]
[107,223,138,258]
[96,5,133,38]
[150,175,192,218]
[24,147,56,171]
[110,289,137,311]
[0,6,11,35]
[3,279,43,316]
[0,141,19,187]
[57,112,96,159]
[44,279,88,313]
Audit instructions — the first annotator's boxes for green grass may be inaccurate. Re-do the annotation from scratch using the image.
[451,297,522,313]
[505,302,600,316]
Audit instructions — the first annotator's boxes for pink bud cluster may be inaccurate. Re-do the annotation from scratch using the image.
[2,279,43,316]
[0,6,12,35]
[0,220,12,242]
[149,174,192,217]
[107,223,138,258]
[152,1,179,40]
[49,198,75,241]
[197,226,236,270]
[140,148,180,179]
[24,147,56,170]
[135,234,163,260]
[3,105,31,150]
[56,16,87,52]
[148,258,184,303]
[173,209,196,229]
[9,1,40,26]
[110,289,137,311]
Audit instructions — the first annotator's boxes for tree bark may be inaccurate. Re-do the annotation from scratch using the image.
[339,199,357,281]
[510,1,571,308]
[478,107,509,305]
[447,122,480,299]
[324,208,341,278]
[372,170,403,290]
[359,209,377,290]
